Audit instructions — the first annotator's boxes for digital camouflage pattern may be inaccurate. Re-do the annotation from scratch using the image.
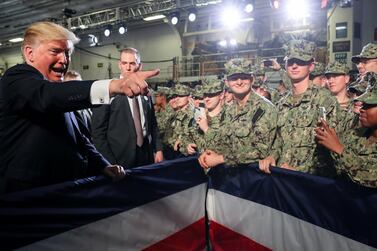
[202,79,224,94]
[168,108,195,151]
[179,108,226,155]
[192,85,204,99]
[348,72,377,95]
[271,84,342,177]
[332,74,377,188]
[174,84,192,96]
[156,105,176,146]
[354,72,377,104]
[334,128,377,188]
[325,61,350,75]
[252,65,266,76]
[204,91,277,166]
[224,58,253,75]
[155,86,170,95]
[351,43,377,63]
[284,39,316,61]
[310,62,325,77]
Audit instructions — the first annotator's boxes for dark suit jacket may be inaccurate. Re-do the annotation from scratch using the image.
[91,95,162,168]
[0,64,109,190]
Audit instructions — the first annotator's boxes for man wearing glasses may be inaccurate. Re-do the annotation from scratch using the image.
[259,40,342,177]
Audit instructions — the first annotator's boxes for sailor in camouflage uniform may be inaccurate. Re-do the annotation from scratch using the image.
[315,83,377,188]
[259,40,342,177]
[324,61,351,111]
[167,84,195,155]
[198,58,277,169]
[310,62,326,88]
[182,79,225,155]
[351,43,377,77]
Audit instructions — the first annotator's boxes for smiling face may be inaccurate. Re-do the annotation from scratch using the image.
[24,39,72,82]
[226,74,252,96]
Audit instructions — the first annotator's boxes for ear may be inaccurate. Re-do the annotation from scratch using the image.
[137,63,143,71]
[309,62,315,72]
[345,74,350,83]
[23,45,34,64]
[118,60,122,71]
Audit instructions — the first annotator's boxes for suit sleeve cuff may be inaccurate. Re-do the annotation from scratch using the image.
[90,79,112,105]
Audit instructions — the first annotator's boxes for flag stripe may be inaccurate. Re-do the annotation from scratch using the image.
[144,218,206,251]
[208,189,376,251]
[16,184,207,251]
[208,163,377,250]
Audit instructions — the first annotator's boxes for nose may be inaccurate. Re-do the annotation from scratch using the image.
[58,52,69,64]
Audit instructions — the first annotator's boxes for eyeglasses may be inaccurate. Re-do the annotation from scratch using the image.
[286,58,312,66]
[227,74,252,81]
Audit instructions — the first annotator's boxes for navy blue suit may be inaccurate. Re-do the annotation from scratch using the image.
[0,64,110,192]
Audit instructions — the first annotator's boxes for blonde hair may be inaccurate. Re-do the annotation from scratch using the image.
[22,22,80,55]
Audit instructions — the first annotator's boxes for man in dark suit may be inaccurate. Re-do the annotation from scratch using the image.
[92,48,163,168]
[0,22,159,193]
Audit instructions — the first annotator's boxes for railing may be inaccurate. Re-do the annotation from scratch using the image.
[143,47,287,83]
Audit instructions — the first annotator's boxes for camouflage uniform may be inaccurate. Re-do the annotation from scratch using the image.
[332,84,377,188]
[310,62,325,79]
[204,59,278,166]
[351,43,377,64]
[325,61,351,111]
[180,79,225,154]
[167,84,195,152]
[271,40,342,177]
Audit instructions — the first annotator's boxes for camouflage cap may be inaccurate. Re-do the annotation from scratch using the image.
[155,86,170,95]
[351,43,377,63]
[325,61,350,75]
[310,62,325,77]
[252,78,264,88]
[252,66,266,76]
[192,85,204,98]
[201,79,224,94]
[349,72,377,95]
[173,84,191,96]
[355,86,377,105]
[284,39,316,61]
[224,58,253,75]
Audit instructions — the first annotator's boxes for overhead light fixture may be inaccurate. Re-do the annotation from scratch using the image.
[229,39,237,46]
[221,6,241,29]
[245,1,255,13]
[171,13,179,25]
[188,10,197,22]
[119,26,127,35]
[219,40,227,47]
[143,14,166,21]
[88,34,98,47]
[270,0,279,9]
[285,0,309,18]
[9,37,24,43]
[79,24,88,29]
[104,28,111,37]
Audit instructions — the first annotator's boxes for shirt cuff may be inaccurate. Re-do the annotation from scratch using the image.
[90,79,112,104]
